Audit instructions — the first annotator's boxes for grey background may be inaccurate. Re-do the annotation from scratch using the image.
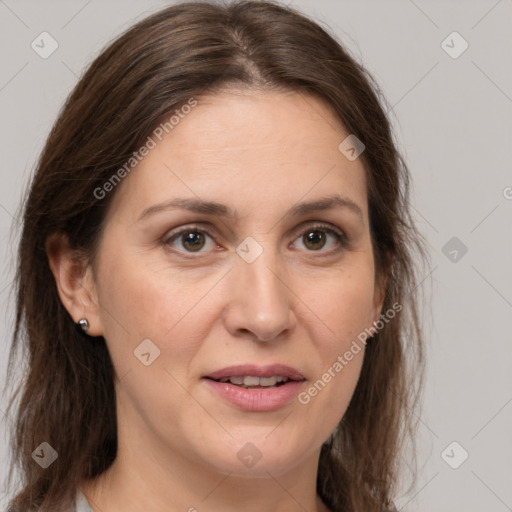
[1,1,510,510]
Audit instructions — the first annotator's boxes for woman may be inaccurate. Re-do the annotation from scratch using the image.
[4,1,428,511]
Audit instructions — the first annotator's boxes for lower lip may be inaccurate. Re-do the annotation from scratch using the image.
[203,378,304,412]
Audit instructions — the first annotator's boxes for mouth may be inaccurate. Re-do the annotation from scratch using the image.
[202,364,306,411]
[206,374,295,389]
[204,364,305,386]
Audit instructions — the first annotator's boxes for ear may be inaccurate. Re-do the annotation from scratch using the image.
[370,252,392,325]
[46,232,104,337]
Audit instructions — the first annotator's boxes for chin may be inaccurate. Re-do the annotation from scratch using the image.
[195,431,317,478]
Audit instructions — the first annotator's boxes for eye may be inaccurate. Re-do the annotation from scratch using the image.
[164,226,217,254]
[163,222,347,257]
[291,224,346,253]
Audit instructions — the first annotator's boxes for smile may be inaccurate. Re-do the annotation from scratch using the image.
[214,375,291,387]
[203,364,306,411]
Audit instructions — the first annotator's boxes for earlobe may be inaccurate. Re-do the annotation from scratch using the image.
[46,232,103,337]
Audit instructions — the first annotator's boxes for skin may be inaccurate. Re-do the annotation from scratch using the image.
[47,88,386,512]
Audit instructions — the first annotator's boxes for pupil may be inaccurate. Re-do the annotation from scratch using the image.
[304,230,325,250]
[183,232,205,251]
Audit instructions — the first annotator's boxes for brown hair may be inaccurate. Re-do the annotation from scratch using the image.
[4,1,428,511]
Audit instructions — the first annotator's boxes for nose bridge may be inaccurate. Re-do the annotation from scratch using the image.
[224,244,295,341]
[244,252,285,303]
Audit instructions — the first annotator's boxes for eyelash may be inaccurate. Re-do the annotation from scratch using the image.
[162,222,348,259]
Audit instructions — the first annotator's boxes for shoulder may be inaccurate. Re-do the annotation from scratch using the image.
[75,488,94,512]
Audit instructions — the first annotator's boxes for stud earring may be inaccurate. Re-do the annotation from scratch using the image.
[77,318,89,333]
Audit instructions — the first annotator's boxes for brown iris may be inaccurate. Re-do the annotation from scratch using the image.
[303,230,326,250]
[181,231,206,251]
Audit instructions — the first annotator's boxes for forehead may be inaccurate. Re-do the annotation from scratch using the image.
[106,88,368,223]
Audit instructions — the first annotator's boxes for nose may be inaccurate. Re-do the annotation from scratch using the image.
[222,252,296,342]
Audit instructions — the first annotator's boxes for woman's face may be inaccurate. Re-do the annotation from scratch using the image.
[85,88,385,478]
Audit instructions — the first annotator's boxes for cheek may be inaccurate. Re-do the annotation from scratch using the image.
[296,263,377,352]
[292,265,375,424]
[93,252,213,429]
[94,250,221,374]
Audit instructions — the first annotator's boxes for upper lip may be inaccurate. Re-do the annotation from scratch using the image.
[204,364,305,381]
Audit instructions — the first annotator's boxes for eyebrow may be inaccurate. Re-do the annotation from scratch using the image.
[136,194,363,222]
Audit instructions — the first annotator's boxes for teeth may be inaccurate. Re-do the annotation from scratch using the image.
[217,375,290,387]
[243,376,261,386]
[259,376,278,386]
